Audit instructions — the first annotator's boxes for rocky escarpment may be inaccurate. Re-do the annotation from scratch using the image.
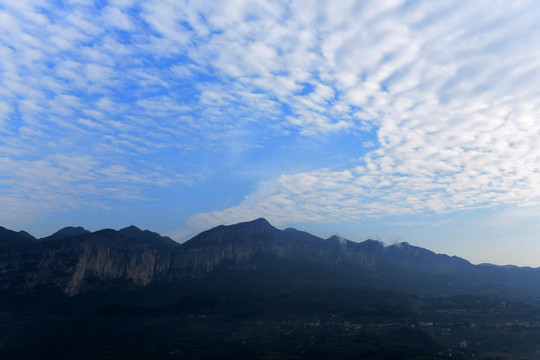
[0,218,487,297]
[169,218,386,279]
[1,219,390,295]
[0,229,176,296]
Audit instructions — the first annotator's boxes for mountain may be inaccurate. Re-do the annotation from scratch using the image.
[119,225,177,247]
[18,230,35,241]
[4,219,540,359]
[169,218,395,283]
[179,217,387,270]
[2,218,540,301]
[0,227,178,296]
[0,226,36,248]
[40,226,90,241]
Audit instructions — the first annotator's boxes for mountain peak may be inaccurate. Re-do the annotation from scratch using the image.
[185,217,279,247]
[119,225,143,236]
[123,225,141,231]
[327,235,349,245]
[236,217,273,228]
[254,217,270,223]
[212,217,277,233]
[119,226,177,248]
[41,226,90,241]
[0,226,36,248]
[18,230,35,241]
[327,234,346,241]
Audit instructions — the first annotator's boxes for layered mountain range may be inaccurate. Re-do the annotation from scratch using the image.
[1,218,539,302]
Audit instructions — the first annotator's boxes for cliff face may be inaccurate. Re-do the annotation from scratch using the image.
[0,218,479,297]
[169,219,385,280]
[61,231,173,296]
[0,230,175,296]
[0,219,391,295]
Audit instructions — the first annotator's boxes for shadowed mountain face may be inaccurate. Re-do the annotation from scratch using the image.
[1,218,540,301]
[170,218,382,278]
[0,228,175,296]
[119,225,177,247]
[40,226,90,242]
[183,218,280,247]
[0,226,36,248]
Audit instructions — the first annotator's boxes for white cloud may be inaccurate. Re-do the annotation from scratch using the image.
[184,0,540,227]
[2,0,540,231]
[103,6,134,31]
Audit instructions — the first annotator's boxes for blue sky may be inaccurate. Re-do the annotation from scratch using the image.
[1,0,540,266]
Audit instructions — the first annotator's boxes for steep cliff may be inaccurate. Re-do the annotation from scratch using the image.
[0,229,176,295]
[169,218,385,280]
[2,218,539,300]
[1,219,390,295]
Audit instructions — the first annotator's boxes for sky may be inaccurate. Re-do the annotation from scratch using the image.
[1,0,540,266]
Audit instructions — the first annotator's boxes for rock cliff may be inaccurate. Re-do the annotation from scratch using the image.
[0,229,175,295]
[2,218,528,299]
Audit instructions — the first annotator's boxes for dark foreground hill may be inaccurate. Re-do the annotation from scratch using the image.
[2,219,540,359]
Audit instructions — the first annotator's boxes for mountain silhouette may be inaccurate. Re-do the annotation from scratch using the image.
[0,226,36,248]
[1,218,540,302]
[40,226,90,241]
[119,225,177,247]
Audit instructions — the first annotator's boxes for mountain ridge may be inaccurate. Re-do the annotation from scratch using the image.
[0,226,36,248]
[40,226,91,242]
[1,218,540,301]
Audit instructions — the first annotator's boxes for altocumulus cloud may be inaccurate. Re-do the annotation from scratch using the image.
[1,0,540,229]
[186,0,540,227]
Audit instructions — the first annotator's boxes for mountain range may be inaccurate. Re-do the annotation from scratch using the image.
[3,218,540,359]
[1,218,540,302]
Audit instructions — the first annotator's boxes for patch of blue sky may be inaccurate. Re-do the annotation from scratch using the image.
[294,82,316,96]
